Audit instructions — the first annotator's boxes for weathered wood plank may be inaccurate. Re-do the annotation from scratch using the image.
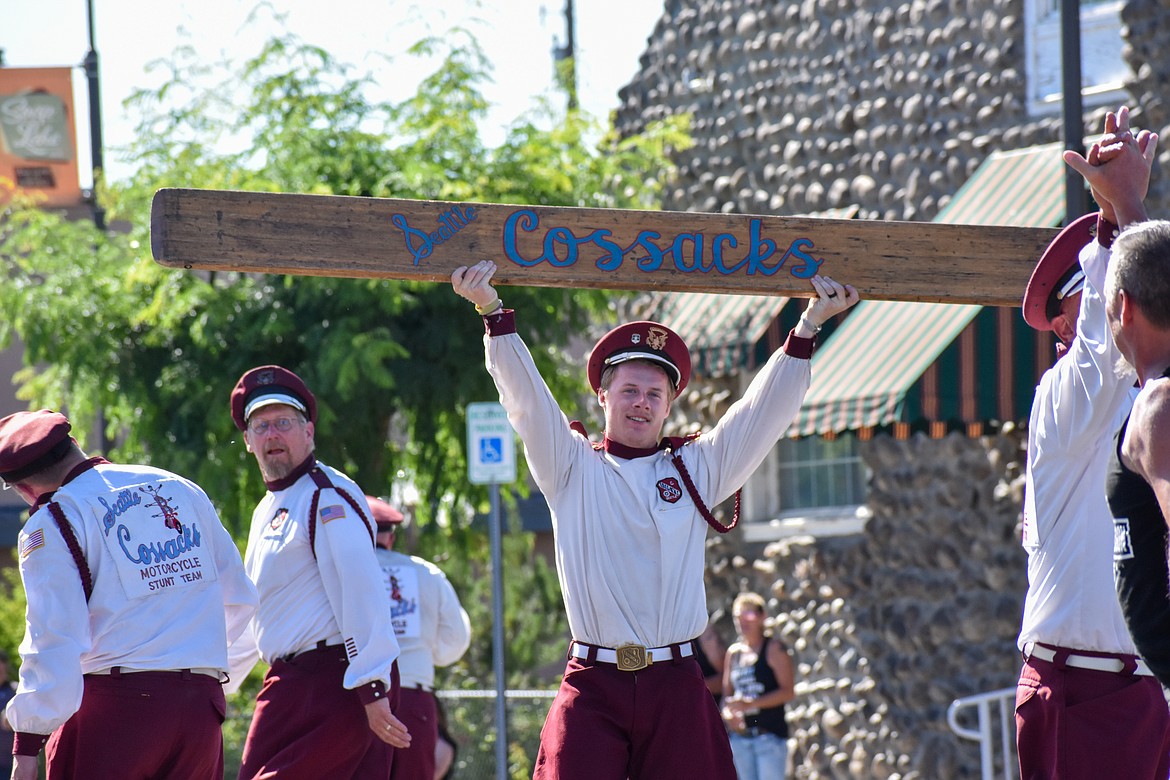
[151,188,1056,306]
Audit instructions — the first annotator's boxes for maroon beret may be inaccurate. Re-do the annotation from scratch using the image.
[230,365,318,431]
[365,495,404,530]
[587,321,691,395]
[0,410,73,484]
[1022,213,1097,331]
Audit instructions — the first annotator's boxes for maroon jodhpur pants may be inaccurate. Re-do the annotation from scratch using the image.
[534,650,735,780]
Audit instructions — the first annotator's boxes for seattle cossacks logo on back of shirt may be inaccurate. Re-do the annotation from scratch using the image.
[94,479,215,598]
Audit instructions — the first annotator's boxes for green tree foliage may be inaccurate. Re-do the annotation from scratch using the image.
[0,28,690,530]
[0,23,691,778]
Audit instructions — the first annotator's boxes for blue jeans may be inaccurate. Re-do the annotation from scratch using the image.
[728,731,787,780]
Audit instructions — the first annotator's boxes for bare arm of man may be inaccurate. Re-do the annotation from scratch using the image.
[1125,379,1170,524]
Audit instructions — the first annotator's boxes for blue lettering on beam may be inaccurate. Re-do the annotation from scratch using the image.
[390,205,479,266]
[500,210,823,278]
[386,206,826,279]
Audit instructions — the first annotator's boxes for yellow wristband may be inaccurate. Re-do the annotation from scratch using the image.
[474,298,502,316]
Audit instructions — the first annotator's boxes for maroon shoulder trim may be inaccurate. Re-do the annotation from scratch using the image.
[48,503,93,602]
[28,457,110,516]
[783,330,815,359]
[484,308,516,336]
[660,433,702,451]
[305,466,376,560]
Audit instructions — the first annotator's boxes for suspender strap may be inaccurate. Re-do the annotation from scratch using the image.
[305,467,375,559]
[663,436,741,534]
[48,502,94,601]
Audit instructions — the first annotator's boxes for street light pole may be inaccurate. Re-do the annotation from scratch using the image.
[84,0,105,230]
[1059,0,1087,223]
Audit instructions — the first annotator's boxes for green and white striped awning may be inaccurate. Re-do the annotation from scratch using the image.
[641,206,860,378]
[790,301,982,436]
[790,143,1067,436]
[646,292,791,378]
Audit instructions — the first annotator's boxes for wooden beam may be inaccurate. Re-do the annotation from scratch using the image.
[151,188,1057,306]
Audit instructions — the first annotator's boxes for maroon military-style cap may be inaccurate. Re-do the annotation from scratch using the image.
[365,495,405,531]
[230,365,318,431]
[587,321,692,395]
[0,410,73,485]
[1022,213,1097,331]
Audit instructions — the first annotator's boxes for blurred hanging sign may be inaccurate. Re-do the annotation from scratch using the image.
[0,67,82,208]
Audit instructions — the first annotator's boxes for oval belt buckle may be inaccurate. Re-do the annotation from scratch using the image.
[615,644,650,672]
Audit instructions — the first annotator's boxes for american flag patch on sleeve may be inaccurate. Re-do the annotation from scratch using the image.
[319,504,346,524]
[20,529,45,558]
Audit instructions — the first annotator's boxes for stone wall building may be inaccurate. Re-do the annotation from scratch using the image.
[615,0,1170,220]
[614,1,1170,777]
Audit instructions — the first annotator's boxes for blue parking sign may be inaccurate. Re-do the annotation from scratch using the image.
[480,437,504,464]
[467,403,516,484]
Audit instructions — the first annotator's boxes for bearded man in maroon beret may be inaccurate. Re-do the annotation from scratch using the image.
[451,264,857,780]
[225,365,409,779]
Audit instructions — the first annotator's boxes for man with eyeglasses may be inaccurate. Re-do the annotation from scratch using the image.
[0,409,257,780]
[226,365,410,779]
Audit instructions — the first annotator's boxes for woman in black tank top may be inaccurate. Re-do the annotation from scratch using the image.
[721,592,795,780]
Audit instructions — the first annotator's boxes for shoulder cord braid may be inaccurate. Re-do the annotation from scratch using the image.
[664,437,741,534]
[48,502,94,601]
[306,467,375,560]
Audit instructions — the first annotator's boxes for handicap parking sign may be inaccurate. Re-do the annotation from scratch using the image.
[467,403,516,484]
[479,437,504,464]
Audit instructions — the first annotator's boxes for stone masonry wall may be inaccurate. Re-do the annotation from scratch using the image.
[615,0,1170,221]
[622,2,1170,773]
[702,429,1028,779]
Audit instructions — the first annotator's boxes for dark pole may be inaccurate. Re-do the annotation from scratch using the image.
[1060,0,1087,222]
[84,0,106,230]
[565,0,577,110]
[84,0,111,452]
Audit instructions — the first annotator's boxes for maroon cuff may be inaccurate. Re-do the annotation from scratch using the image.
[483,308,516,337]
[783,330,816,360]
[1097,214,1120,249]
[356,679,388,706]
[14,731,49,756]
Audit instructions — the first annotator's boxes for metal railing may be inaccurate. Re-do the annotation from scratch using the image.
[946,686,1017,780]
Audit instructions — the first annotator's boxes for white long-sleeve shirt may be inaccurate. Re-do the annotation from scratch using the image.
[485,312,813,649]
[374,547,471,689]
[7,461,257,738]
[227,460,399,694]
[1018,240,1140,653]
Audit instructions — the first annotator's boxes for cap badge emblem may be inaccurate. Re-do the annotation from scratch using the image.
[257,369,275,385]
[630,334,641,345]
[646,327,668,351]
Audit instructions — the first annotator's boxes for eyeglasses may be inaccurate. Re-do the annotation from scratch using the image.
[247,417,300,435]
